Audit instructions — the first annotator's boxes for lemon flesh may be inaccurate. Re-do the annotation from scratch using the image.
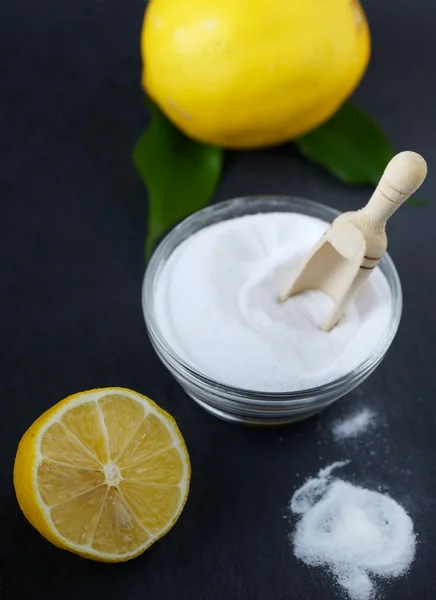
[14,388,190,562]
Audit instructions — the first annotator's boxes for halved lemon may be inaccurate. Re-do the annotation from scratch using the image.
[13,388,190,562]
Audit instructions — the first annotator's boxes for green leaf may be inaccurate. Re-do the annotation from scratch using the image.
[407,197,428,206]
[294,103,395,186]
[133,103,223,258]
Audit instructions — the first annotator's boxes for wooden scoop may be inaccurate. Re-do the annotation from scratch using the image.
[279,151,427,331]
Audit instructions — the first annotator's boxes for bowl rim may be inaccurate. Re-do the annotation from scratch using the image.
[142,195,403,404]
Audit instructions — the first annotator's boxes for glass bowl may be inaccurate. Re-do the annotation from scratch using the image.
[142,196,402,426]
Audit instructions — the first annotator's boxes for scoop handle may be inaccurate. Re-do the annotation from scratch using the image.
[362,151,427,227]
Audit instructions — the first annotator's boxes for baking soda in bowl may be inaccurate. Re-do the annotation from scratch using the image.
[153,212,393,393]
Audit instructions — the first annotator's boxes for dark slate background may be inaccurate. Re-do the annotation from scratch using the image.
[1,1,435,598]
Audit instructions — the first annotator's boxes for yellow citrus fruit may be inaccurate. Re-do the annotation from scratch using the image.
[13,388,190,562]
[141,0,370,148]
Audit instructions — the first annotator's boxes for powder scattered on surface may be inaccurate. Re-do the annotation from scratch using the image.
[290,462,416,600]
[154,213,392,392]
[332,408,377,440]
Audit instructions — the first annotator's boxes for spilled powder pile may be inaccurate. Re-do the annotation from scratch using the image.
[332,408,376,441]
[290,462,416,600]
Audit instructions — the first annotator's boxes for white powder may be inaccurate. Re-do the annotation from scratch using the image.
[332,408,377,440]
[290,463,416,600]
[154,213,392,392]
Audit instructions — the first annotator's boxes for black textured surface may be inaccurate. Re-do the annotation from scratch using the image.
[1,1,435,599]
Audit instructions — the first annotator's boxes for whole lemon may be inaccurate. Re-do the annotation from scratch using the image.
[141,0,370,149]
